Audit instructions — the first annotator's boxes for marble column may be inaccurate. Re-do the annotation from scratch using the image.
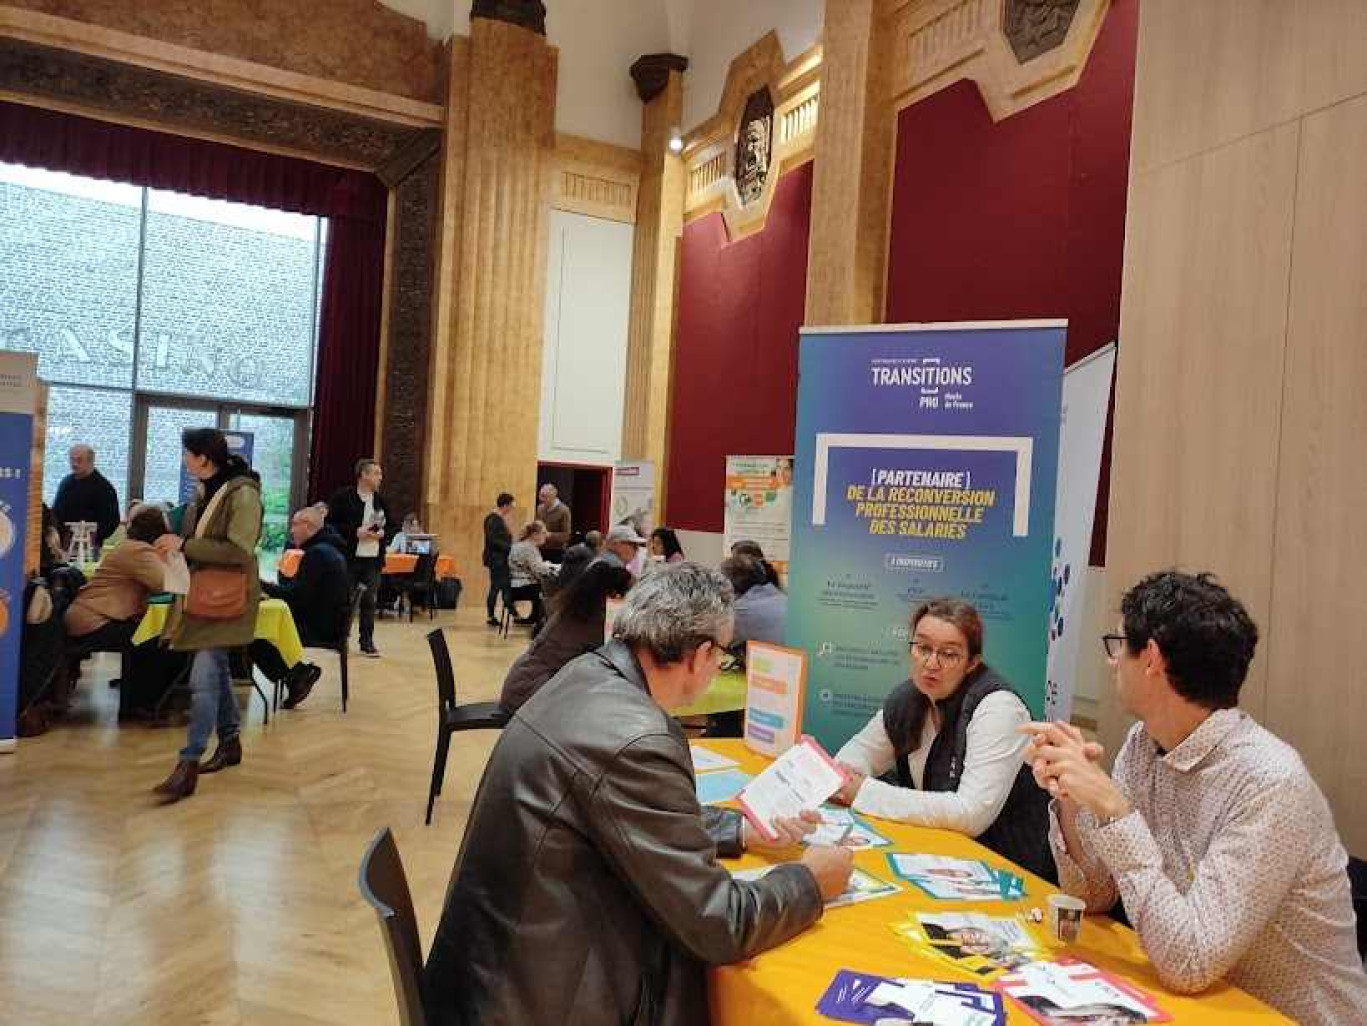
[804,0,893,326]
[621,54,687,520]
[425,10,557,579]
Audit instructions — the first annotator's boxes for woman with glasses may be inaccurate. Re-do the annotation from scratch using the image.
[830,596,1053,880]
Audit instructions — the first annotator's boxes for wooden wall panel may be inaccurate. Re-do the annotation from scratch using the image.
[1129,0,1307,174]
[1266,93,1367,855]
[1101,122,1299,751]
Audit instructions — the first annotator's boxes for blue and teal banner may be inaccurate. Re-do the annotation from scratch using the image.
[0,352,37,747]
[787,322,1064,752]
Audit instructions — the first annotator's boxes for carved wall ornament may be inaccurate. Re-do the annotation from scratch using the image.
[733,87,774,206]
[1003,0,1082,63]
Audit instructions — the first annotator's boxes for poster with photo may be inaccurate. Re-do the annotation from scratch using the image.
[723,455,793,574]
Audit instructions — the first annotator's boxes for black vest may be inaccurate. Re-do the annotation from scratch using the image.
[882,666,1055,882]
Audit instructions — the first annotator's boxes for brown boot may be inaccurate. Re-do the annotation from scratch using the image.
[200,736,243,774]
[152,760,198,803]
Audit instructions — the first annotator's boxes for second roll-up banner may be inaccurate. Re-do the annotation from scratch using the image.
[786,322,1065,752]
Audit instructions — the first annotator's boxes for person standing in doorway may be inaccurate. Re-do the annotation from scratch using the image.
[535,483,571,563]
[326,459,393,658]
[151,428,261,803]
[52,443,121,547]
[483,492,515,628]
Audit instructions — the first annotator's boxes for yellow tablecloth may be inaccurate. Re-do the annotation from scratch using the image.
[277,549,458,579]
[702,740,1290,1025]
[674,668,747,717]
[131,598,305,667]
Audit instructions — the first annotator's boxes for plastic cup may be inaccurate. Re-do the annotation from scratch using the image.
[1048,893,1086,943]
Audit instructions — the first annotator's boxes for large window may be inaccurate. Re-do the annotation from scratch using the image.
[0,162,324,524]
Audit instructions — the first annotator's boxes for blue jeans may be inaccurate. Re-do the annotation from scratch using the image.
[179,648,240,761]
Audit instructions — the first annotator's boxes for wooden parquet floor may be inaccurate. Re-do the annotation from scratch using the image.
[0,605,521,1025]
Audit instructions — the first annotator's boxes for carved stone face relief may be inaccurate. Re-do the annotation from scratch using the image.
[734,88,774,206]
[1003,0,1082,63]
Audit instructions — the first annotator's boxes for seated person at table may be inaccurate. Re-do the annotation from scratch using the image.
[64,505,169,652]
[389,512,429,554]
[507,520,558,625]
[250,506,350,709]
[831,597,1052,881]
[498,558,633,714]
[719,553,787,655]
[600,522,647,576]
[424,564,853,1025]
[555,529,602,591]
[1023,572,1367,1025]
[647,525,685,565]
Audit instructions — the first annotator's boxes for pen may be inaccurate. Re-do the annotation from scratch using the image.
[836,822,854,846]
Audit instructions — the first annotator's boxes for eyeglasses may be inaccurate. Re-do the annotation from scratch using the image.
[909,641,966,668]
[1101,634,1128,660]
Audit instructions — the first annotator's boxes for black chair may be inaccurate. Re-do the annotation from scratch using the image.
[425,628,508,825]
[357,828,428,1026]
[396,553,438,623]
[1349,855,1366,960]
[273,584,365,714]
[498,583,543,638]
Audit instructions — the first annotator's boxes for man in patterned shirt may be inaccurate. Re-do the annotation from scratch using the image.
[1023,571,1367,1025]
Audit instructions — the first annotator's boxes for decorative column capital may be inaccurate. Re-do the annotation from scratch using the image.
[630,53,689,103]
[471,0,546,35]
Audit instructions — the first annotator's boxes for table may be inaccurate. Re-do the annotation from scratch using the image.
[276,549,457,580]
[131,597,305,667]
[674,668,747,717]
[701,740,1290,1025]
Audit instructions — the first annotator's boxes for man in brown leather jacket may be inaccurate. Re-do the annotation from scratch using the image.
[424,563,853,1025]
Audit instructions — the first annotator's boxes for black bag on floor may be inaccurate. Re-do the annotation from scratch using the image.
[436,577,462,609]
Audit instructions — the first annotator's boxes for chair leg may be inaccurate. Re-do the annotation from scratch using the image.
[253,678,270,726]
[426,727,452,825]
[339,646,349,713]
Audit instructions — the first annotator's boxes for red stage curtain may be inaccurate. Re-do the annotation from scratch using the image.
[884,0,1137,562]
[667,162,814,533]
[0,100,387,500]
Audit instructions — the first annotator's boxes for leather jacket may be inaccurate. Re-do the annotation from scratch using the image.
[423,640,824,1025]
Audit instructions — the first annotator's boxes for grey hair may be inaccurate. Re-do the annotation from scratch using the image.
[614,562,734,665]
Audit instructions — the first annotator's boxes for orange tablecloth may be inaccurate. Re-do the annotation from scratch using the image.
[702,740,1290,1025]
[277,550,457,579]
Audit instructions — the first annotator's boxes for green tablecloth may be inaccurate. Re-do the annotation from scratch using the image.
[131,597,305,666]
[673,668,746,717]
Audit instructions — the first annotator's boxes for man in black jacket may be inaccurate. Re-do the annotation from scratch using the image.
[481,492,514,628]
[326,459,393,657]
[423,563,852,1025]
[52,444,120,546]
[252,506,350,709]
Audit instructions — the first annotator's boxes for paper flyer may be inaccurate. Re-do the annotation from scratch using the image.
[736,736,845,841]
[743,640,806,757]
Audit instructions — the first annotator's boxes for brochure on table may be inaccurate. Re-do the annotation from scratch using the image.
[743,641,806,757]
[736,735,845,841]
[732,865,899,910]
[723,454,793,576]
[817,970,1004,1026]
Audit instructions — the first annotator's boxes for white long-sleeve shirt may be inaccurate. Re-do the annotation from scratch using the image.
[834,691,1030,836]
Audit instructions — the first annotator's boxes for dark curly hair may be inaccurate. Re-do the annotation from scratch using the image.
[1120,571,1258,710]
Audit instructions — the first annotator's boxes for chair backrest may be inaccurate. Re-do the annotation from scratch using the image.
[341,583,366,643]
[426,629,458,709]
[358,828,428,1026]
[413,552,437,586]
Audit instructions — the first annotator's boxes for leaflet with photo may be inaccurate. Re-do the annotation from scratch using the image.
[995,959,1171,1025]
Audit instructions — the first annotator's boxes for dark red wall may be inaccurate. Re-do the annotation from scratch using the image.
[666,161,814,532]
[885,0,1137,563]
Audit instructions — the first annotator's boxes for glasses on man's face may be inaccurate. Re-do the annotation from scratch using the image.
[909,641,965,668]
[1101,634,1128,660]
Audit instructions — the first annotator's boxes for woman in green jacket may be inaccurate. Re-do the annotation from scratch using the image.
[152,428,262,803]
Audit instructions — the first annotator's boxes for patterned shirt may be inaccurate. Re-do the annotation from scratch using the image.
[1050,708,1367,1025]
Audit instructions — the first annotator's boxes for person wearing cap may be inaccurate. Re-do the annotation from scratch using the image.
[601,524,647,576]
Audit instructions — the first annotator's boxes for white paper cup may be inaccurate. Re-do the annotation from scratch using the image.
[1048,893,1086,943]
